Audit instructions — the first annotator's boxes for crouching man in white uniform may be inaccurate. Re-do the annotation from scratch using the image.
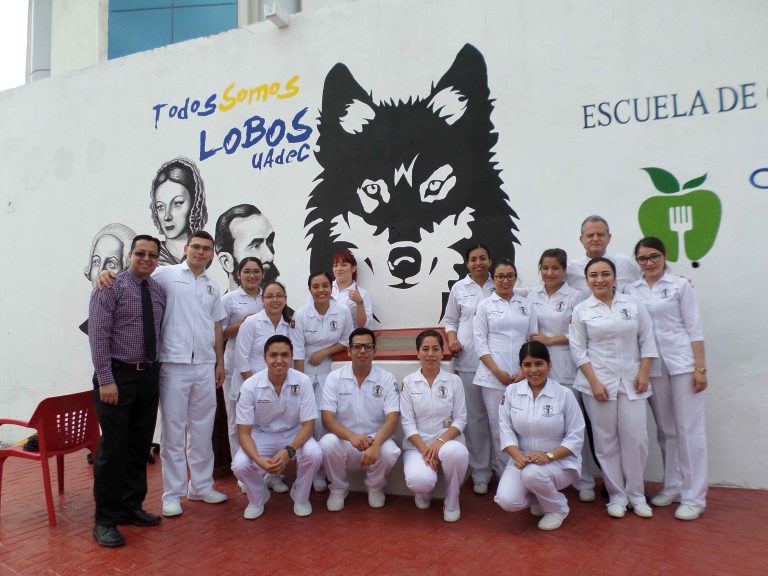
[232,335,322,519]
[319,328,401,511]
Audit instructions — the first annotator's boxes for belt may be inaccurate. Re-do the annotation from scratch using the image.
[112,360,157,371]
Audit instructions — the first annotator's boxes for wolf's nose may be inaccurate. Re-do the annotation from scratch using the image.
[387,247,421,283]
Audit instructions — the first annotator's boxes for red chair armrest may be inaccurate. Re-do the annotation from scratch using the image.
[0,418,33,428]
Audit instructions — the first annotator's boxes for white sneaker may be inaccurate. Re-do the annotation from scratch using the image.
[237,481,247,493]
[538,512,568,531]
[326,490,348,512]
[162,501,183,517]
[578,489,597,502]
[270,479,290,494]
[473,481,489,495]
[530,503,543,517]
[632,503,653,518]
[188,489,228,504]
[368,489,386,508]
[675,504,704,521]
[607,503,626,518]
[414,494,431,510]
[650,493,680,507]
[293,500,313,517]
[443,507,461,523]
[244,504,264,520]
[312,476,328,492]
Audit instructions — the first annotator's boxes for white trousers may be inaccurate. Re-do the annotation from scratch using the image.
[319,434,401,493]
[649,366,708,507]
[231,433,322,507]
[457,371,492,484]
[222,373,240,459]
[569,388,596,491]
[403,441,469,512]
[159,363,217,504]
[584,392,649,507]
[480,386,510,477]
[495,460,578,514]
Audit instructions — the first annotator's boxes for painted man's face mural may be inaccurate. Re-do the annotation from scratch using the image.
[306,44,519,325]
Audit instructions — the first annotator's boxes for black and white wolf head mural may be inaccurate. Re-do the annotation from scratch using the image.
[305,44,518,326]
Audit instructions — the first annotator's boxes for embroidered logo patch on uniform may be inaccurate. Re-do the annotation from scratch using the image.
[207,285,214,295]
[543,404,554,416]
[555,301,565,312]
[519,306,529,316]
[329,320,338,331]
[290,384,300,397]
[438,385,449,398]
[290,320,296,329]
[621,308,632,319]
[372,384,383,398]
[661,288,670,298]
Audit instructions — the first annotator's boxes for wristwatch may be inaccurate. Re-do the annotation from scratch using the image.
[546,452,555,462]
[285,445,296,459]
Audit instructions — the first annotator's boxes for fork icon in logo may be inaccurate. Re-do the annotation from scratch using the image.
[669,206,693,260]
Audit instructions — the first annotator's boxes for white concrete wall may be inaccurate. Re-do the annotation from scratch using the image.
[1,0,766,488]
[50,0,106,77]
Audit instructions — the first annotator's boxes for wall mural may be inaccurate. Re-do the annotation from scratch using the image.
[305,44,518,323]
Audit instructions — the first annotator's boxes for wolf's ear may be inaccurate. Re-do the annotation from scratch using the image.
[321,63,376,135]
[427,44,490,126]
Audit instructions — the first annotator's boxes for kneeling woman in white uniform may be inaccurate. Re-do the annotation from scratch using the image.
[495,341,585,531]
[569,257,658,519]
[232,335,323,519]
[401,330,469,523]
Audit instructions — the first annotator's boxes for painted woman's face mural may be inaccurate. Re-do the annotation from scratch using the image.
[154,181,192,241]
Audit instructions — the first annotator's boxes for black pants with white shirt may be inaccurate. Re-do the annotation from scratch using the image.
[92,362,159,526]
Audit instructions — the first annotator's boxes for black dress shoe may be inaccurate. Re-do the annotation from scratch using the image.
[118,509,162,527]
[92,525,126,548]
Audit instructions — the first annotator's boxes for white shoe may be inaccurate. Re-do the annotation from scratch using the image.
[650,493,680,507]
[632,503,653,518]
[326,490,348,512]
[607,503,626,518]
[443,507,461,523]
[538,512,568,531]
[530,503,543,517]
[312,476,328,492]
[578,489,597,502]
[675,504,704,521]
[368,489,386,508]
[473,481,489,495]
[188,489,228,504]
[162,501,183,517]
[244,504,264,520]
[293,500,313,517]
[414,494,431,510]
[237,481,247,493]
[270,479,290,494]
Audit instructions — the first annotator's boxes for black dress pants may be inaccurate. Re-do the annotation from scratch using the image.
[92,362,159,526]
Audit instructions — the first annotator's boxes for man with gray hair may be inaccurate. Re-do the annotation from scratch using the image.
[566,215,640,296]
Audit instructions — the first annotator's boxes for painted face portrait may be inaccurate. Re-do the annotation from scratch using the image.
[84,223,136,288]
[154,180,192,241]
[230,213,277,283]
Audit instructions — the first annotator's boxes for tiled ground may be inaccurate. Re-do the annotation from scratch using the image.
[0,453,766,575]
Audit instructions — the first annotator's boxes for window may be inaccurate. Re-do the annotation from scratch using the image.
[108,0,237,60]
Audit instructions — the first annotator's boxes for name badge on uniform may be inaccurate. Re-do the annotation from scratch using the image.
[290,384,300,397]
[442,418,453,429]
[329,320,338,331]
[437,385,449,399]
[555,301,565,312]
[372,384,383,398]
[519,306,529,316]
[542,404,554,416]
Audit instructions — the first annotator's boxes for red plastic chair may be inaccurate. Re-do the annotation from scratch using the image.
[0,390,101,526]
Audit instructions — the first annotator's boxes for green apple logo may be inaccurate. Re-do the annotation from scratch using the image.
[638,167,722,265]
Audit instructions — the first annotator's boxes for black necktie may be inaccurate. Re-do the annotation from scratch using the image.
[141,280,157,362]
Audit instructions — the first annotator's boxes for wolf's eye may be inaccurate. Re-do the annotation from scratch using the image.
[419,164,455,203]
[356,178,389,213]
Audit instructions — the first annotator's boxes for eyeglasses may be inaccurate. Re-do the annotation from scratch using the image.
[493,274,517,281]
[188,244,213,252]
[263,294,286,300]
[351,343,374,351]
[636,253,663,264]
[132,251,160,260]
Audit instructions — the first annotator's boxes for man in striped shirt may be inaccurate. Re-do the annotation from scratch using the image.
[89,234,166,547]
